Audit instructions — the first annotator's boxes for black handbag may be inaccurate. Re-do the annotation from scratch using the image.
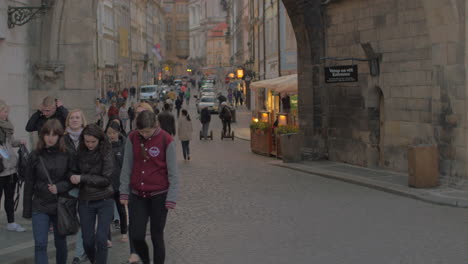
[38,156,79,236]
[0,156,4,174]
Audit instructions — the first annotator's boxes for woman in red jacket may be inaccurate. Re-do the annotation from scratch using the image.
[119,111,178,264]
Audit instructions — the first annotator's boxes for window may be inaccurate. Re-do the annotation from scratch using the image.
[176,22,188,31]
[177,40,189,50]
[166,19,172,32]
[166,40,172,51]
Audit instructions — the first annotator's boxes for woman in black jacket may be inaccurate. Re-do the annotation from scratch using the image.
[70,124,114,264]
[105,122,127,240]
[23,119,74,264]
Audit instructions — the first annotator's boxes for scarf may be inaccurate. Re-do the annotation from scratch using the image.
[0,119,14,145]
[66,127,82,149]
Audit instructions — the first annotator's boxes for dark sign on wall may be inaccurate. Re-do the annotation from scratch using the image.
[324,65,358,83]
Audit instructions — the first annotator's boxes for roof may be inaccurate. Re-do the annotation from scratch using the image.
[208,22,228,37]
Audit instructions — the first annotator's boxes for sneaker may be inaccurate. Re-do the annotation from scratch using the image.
[6,223,25,232]
[72,257,80,264]
[114,220,120,230]
[188,155,191,161]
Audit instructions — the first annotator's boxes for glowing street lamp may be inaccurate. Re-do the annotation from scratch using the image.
[236,69,244,79]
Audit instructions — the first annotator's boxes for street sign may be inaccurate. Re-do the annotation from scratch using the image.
[324,65,358,83]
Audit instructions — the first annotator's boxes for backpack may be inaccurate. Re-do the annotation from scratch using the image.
[222,106,232,120]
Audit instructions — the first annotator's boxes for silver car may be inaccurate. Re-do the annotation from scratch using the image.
[197,96,218,113]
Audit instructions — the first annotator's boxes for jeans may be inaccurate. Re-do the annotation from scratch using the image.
[202,122,210,139]
[32,212,67,264]
[79,199,114,264]
[74,229,85,258]
[181,141,190,159]
[0,174,16,223]
[129,193,168,264]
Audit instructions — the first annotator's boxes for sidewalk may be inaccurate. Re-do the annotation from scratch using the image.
[231,106,251,141]
[272,160,468,208]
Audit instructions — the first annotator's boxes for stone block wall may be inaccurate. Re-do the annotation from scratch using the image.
[317,0,467,180]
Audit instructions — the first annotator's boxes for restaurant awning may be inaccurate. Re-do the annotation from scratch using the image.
[250,74,297,94]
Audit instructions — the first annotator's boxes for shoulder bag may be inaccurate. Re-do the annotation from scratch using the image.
[38,156,79,236]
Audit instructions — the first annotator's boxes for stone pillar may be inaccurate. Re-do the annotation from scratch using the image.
[30,0,99,122]
[282,0,326,158]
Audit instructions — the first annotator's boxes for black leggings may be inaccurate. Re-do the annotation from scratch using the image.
[113,191,128,234]
[0,175,16,223]
[129,193,168,264]
[222,119,231,135]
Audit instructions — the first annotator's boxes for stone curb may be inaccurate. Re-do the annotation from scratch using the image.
[271,161,468,209]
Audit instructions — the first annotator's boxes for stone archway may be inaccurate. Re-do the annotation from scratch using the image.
[281,0,325,157]
[280,0,468,179]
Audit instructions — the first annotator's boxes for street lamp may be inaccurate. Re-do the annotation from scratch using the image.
[236,68,244,79]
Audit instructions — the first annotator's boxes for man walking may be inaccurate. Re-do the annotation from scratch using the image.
[158,103,176,136]
[25,96,68,134]
[200,106,211,140]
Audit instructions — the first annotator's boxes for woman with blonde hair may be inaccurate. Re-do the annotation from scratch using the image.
[0,100,26,232]
[63,109,89,264]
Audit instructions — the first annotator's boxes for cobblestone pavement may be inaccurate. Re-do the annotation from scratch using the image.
[102,102,468,264]
[3,98,468,263]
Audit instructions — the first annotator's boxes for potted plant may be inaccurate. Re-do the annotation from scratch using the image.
[274,125,299,158]
[277,126,302,163]
[250,121,272,155]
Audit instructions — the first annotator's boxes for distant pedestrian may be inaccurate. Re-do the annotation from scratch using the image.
[234,90,242,107]
[158,104,176,136]
[217,93,227,108]
[119,102,129,132]
[108,102,119,118]
[185,90,191,105]
[178,109,193,161]
[227,87,233,105]
[0,100,26,233]
[129,87,136,99]
[127,103,136,131]
[119,111,179,264]
[71,124,114,264]
[200,106,211,140]
[26,96,69,135]
[219,102,232,136]
[23,119,74,264]
[95,99,106,128]
[175,96,183,118]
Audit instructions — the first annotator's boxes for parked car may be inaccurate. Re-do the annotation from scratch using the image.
[197,96,218,113]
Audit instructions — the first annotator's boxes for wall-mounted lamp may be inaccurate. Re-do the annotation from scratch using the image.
[277,113,288,126]
[260,111,270,123]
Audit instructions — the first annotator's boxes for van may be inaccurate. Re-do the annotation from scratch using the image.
[139,85,159,102]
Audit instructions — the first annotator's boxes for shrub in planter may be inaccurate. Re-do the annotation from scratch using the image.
[250,121,271,133]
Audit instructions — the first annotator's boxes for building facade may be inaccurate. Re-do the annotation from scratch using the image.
[0,0,33,144]
[163,0,189,77]
[277,0,468,182]
[189,0,228,79]
[1,0,166,141]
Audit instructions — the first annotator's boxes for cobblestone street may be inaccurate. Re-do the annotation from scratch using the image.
[97,104,468,264]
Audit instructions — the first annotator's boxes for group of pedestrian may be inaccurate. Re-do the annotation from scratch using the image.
[0,95,179,264]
